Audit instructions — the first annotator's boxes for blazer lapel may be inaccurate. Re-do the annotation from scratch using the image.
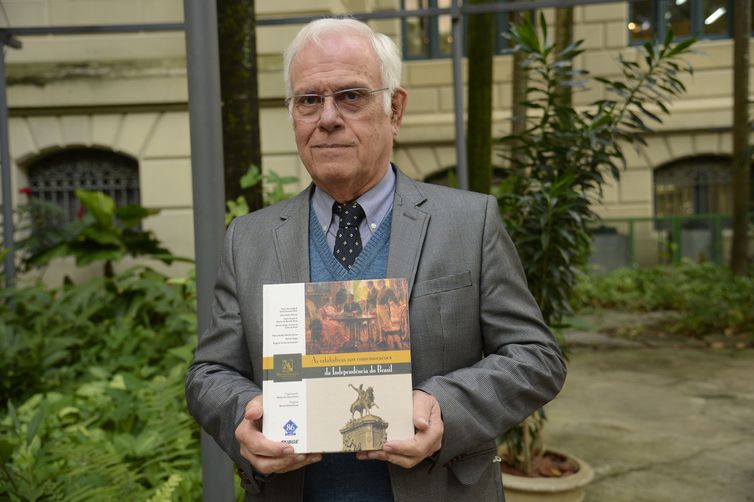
[273,187,311,284]
[274,173,428,291]
[387,169,429,299]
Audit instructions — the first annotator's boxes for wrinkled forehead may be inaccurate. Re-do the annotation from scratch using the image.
[290,34,381,89]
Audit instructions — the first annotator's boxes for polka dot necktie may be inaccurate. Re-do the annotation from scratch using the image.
[333,201,365,270]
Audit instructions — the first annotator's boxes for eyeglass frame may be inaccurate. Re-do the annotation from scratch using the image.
[285,87,390,121]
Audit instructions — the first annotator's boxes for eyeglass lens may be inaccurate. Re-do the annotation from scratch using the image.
[290,88,384,120]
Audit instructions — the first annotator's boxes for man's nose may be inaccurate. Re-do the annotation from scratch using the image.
[317,96,343,130]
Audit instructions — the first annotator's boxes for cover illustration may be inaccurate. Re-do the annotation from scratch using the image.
[262,278,414,453]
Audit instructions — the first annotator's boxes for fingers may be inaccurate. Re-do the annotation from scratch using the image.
[358,448,417,469]
[247,449,322,475]
[244,395,264,421]
[357,391,444,469]
[412,390,437,431]
[356,423,441,469]
[382,413,443,466]
[235,396,322,475]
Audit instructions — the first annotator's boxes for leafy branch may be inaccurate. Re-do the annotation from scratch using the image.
[225,165,299,224]
[496,15,695,475]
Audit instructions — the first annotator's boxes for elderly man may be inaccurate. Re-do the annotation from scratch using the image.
[185,17,565,502]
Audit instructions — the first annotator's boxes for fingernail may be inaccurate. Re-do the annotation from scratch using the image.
[296,454,306,462]
[310,454,322,463]
[284,446,294,454]
[382,444,394,452]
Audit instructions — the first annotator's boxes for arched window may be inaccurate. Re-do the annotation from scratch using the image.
[653,156,732,219]
[26,148,140,223]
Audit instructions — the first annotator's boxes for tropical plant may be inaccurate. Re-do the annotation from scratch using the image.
[12,196,75,265]
[1,167,299,501]
[0,266,201,501]
[496,15,695,475]
[16,190,190,278]
[225,165,299,223]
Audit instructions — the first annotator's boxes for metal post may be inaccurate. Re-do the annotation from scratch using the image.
[672,217,681,265]
[628,219,635,267]
[451,0,469,190]
[183,1,235,500]
[713,214,722,264]
[0,38,18,288]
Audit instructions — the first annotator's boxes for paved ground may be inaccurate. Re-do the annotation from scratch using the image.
[543,326,754,502]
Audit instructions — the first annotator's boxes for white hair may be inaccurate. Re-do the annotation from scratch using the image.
[283,17,402,115]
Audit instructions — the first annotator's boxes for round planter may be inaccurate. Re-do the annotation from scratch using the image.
[500,449,594,502]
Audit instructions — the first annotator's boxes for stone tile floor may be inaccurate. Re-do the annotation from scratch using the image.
[543,322,754,502]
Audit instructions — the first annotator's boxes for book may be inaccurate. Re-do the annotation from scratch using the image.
[262,278,414,453]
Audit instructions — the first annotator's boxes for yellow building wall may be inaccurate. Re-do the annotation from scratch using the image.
[2,0,750,281]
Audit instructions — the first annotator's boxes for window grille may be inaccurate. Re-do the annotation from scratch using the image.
[654,156,732,217]
[27,148,140,224]
[651,155,744,233]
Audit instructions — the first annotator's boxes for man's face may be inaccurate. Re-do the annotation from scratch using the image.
[289,34,407,202]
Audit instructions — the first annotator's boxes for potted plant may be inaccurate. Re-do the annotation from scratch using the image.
[495,15,695,501]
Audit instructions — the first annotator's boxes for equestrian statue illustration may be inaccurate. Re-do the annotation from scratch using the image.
[348,383,379,418]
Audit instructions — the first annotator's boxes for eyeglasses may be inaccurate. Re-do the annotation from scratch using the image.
[286,87,389,121]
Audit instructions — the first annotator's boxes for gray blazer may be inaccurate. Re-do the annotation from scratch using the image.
[185,168,566,501]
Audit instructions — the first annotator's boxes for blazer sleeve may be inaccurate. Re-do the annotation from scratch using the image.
[415,194,567,469]
[184,218,261,486]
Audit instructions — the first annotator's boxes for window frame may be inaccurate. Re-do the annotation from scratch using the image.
[400,0,511,60]
[629,0,742,45]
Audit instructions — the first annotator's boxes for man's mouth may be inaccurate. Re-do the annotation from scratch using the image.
[313,144,354,148]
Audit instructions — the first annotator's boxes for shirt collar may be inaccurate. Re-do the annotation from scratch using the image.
[311,164,396,234]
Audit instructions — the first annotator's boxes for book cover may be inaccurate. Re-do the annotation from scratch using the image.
[262,278,414,453]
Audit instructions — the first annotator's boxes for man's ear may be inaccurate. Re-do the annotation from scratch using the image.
[390,87,408,135]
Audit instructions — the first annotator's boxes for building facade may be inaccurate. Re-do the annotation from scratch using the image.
[2,0,752,283]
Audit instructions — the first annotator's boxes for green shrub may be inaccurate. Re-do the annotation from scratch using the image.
[2,170,300,500]
[0,267,196,405]
[12,190,191,278]
[574,264,754,336]
[1,267,202,501]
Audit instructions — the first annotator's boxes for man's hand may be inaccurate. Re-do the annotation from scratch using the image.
[235,395,322,475]
[357,390,443,468]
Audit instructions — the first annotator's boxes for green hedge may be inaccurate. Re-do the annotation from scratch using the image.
[573,264,754,336]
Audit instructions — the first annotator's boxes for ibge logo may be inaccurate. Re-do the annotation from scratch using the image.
[283,419,298,436]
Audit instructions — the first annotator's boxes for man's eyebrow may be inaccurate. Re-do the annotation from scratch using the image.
[293,84,371,95]
[291,89,319,96]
